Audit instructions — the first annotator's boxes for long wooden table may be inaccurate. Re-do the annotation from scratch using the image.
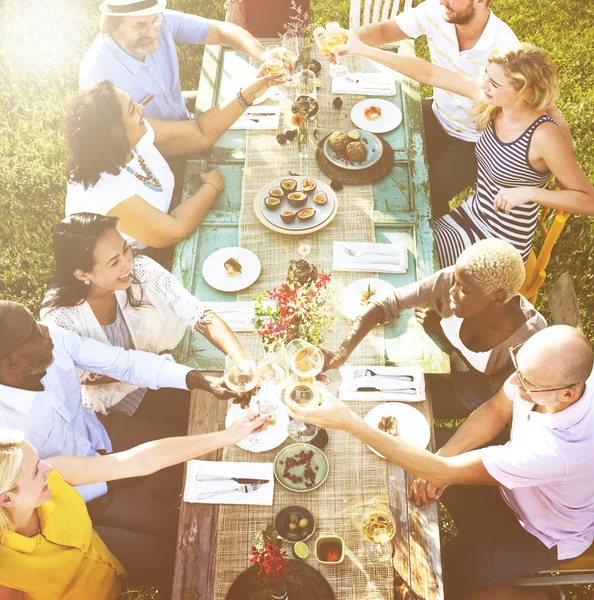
[171,42,449,600]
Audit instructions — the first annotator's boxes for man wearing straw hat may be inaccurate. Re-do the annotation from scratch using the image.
[80,0,268,121]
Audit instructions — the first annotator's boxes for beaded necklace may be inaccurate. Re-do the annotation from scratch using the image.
[125,148,163,193]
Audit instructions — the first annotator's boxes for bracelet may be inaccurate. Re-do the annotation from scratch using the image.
[203,181,220,194]
[237,88,253,108]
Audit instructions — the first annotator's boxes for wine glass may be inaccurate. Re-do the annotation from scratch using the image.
[286,339,324,378]
[361,506,396,562]
[224,352,258,395]
[316,22,348,78]
[255,352,289,425]
[282,32,299,84]
[284,374,320,442]
[264,45,288,101]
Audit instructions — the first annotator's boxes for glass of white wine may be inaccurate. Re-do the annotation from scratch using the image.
[361,506,396,562]
[264,45,288,101]
[286,339,324,378]
[324,22,349,78]
[255,352,288,426]
[284,374,320,442]
[224,351,258,395]
[282,32,299,84]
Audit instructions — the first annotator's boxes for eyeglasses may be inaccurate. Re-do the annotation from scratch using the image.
[0,322,44,362]
[121,12,164,33]
[509,341,576,394]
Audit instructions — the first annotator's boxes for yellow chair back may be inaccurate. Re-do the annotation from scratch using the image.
[520,209,570,305]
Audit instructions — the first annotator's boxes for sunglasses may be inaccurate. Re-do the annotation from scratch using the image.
[509,341,576,394]
[0,322,44,361]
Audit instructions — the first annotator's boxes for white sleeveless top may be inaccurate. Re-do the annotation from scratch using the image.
[440,315,492,372]
[65,121,174,249]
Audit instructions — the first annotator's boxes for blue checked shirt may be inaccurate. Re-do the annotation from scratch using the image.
[0,325,192,502]
[79,9,210,120]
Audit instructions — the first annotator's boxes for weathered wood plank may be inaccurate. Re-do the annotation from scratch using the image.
[548,272,583,329]
[171,382,226,600]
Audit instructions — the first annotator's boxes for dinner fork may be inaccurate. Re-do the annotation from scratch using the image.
[352,368,414,381]
[195,483,262,500]
[343,246,400,258]
[346,73,391,87]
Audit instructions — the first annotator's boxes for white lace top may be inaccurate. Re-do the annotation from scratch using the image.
[40,255,203,414]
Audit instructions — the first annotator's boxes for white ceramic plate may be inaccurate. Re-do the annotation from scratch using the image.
[202,247,261,292]
[258,176,337,232]
[225,401,289,453]
[350,99,403,133]
[340,278,397,321]
[323,129,383,171]
[364,402,431,459]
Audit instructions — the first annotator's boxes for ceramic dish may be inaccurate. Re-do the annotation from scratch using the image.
[315,535,345,564]
[274,443,329,492]
[350,99,403,133]
[201,247,261,293]
[363,402,431,459]
[275,506,316,543]
[340,278,397,321]
[323,129,383,171]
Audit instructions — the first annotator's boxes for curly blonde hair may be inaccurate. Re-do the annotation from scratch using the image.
[457,239,525,302]
[0,430,25,535]
[474,43,559,132]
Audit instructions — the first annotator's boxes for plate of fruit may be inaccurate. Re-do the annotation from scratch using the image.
[255,176,338,235]
[323,129,383,171]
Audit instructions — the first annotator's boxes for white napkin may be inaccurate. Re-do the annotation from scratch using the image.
[332,72,396,96]
[332,241,408,274]
[230,107,281,130]
[204,301,275,332]
[183,460,275,505]
[338,365,425,401]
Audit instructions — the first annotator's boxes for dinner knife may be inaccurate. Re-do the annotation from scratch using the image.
[356,387,417,394]
[196,476,269,484]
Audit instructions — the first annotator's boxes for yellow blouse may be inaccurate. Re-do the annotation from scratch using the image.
[0,470,126,599]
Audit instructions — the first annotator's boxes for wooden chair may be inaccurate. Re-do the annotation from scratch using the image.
[349,0,413,31]
[519,209,570,305]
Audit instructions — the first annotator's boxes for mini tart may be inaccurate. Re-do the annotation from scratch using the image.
[269,186,284,198]
[313,191,328,205]
[287,192,307,207]
[301,178,317,193]
[280,210,297,223]
[297,208,316,221]
[265,196,281,209]
[281,178,298,192]
[223,258,242,277]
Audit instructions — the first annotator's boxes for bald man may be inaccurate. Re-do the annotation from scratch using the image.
[288,325,594,600]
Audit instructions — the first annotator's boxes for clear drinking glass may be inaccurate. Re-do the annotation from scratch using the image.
[264,44,288,101]
[324,22,349,78]
[282,32,299,84]
[284,374,320,442]
[361,506,396,562]
[286,339,324,378]
[255,352,289,426]
[224,351,258,394]
[295,68,317,100]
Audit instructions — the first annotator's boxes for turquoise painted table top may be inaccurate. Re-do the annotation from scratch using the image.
[172,42,449,374]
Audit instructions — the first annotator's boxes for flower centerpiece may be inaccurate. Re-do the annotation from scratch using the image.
[254,259,334,352]
[250,534,290,600]
[283,0,315,69]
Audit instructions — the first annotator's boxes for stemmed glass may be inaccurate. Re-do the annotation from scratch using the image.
[361,505,396,562]
[255,352,289,425]
[284,339,324,442]
[313,23,349,78]
[224,351,258,394]
[264,45,288,102]
[282,32,299,85]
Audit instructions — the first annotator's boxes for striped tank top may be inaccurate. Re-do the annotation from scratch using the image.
[434,115,556,268]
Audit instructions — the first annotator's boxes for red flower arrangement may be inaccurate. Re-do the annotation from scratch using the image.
[250,542,290,582]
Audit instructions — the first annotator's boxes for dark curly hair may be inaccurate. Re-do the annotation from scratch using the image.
[65,80,130,189]
[42,213,145,312]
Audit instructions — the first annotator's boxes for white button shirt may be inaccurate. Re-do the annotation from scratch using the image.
[0,326,192,502]
[396,0,518,142]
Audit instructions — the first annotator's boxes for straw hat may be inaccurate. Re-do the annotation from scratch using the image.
[99,0,166,17]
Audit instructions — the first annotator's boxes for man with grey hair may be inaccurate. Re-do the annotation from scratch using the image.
[80,0,268,120]
[289,325,594,598]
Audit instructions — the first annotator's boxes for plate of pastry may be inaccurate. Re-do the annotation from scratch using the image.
[323,129,383,170]
[340,278,397,321]
[350,99,403,133]
[202,247,261,292]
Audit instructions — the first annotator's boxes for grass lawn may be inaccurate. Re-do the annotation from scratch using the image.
[1,0,593,598]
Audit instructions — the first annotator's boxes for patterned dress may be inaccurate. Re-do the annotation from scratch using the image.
[434,115,556,268]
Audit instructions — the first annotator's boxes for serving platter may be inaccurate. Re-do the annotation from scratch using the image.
[323,129,383,171]
[254,176,338,236]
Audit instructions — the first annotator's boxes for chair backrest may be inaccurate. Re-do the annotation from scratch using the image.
[350,0,413,30]
[519,209,570,305]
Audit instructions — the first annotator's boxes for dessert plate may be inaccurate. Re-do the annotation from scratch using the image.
[202,247,261,292]
[350,99,403,133]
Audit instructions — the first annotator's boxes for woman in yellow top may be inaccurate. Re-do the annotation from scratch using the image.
[0,412,267,600]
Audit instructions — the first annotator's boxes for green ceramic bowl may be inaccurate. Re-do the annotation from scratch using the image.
[274,443,329,493]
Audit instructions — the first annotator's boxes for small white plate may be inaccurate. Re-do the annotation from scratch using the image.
[363,402,430,459]
[202,247,261,292]
[351,99,403,133]
[340,278,397,321]
[225,402,289,453]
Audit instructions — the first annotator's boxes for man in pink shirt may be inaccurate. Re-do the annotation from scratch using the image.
[288,325,594,599]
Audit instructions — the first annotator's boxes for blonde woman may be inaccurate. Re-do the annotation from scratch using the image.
[0,414,266,598]
[321,239,547,417]
[341,37,594,268]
